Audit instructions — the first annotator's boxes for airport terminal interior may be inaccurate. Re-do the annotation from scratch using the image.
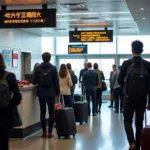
[0,0,150,150]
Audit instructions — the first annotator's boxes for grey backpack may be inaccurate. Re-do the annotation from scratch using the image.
[0,72,10,108]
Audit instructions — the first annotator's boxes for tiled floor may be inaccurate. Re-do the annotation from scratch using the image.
[10,102,129,150]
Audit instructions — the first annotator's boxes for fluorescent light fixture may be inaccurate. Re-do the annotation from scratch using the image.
[141,8,144,10]
[57,12,130,16]
[142,17,146,20]
[106,18,133,20]
[57,19,78,22]
[70,23,109,26]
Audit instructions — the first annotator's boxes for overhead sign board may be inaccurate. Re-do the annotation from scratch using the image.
[69,30,113,43]
[68,45,87,54]
[0,9,56,28]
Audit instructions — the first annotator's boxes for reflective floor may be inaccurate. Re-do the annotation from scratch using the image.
[10,102,129,150]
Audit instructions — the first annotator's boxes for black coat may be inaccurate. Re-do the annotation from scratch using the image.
[118,56,150,103]
[32,62,60,98]
[0,69,22,128]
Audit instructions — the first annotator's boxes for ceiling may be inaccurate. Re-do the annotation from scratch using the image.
[0,0,149,36]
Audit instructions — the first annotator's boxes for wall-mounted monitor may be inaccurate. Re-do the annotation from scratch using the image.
[69,30,113,43]
[68,45,87,54]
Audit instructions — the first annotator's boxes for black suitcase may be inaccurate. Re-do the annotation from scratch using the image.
[55,107,77,139]
[74,94,84,102]
[73,102,88,125]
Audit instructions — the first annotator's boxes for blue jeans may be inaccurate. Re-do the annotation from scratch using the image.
[71,88,75,106]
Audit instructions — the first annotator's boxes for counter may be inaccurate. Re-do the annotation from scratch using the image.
[11,85,48,139]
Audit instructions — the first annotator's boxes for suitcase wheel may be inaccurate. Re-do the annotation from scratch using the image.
[80,122,82,125]
[58,135,61,139]
[86,121,88,124]
[73,135,75,138]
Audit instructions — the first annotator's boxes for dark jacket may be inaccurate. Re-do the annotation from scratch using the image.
[0,69,22,128]
[83,69,99,89]
[32,62,60,98]
[79,68,88,83]
[118,56,150,103]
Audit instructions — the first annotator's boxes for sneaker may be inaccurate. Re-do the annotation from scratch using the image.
[108,105,112,108]
[129,143,137,150]
[42,132,47,138]
[48,132,54,138]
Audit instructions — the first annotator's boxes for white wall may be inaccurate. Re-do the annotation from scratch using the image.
[0,29,42,80]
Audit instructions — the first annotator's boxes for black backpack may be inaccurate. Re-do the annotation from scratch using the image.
[0,72,10,109]
[71,72,78,85]
[125,59,149,98]
[38,68,53,98]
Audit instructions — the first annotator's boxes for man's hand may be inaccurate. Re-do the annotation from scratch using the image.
[56,95,60,101]
[147,104,150,110]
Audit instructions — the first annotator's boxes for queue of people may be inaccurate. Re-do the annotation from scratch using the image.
[1,40,150,150]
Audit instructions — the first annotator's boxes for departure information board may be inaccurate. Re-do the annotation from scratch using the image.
[69,30,113,43]
[0,9,56,28]
[68,45,87,54]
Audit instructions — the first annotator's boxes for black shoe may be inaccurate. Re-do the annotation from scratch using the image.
[114,111,118,113]
[120,110,123,113]
[108,105,112,108]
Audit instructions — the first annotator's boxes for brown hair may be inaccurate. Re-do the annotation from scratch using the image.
[0,53,6,70]
[59,64,68,78]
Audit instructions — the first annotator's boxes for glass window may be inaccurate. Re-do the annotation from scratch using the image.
[118,36,150,54]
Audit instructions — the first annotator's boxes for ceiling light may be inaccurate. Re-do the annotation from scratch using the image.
[140,8,144,10]
[70,23,109,26]
[101,12,130,14]
[57,19,78,22]
[106,18,133,21]
[142,17,146,20]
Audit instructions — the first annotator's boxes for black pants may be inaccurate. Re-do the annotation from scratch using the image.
[39,98,55,133]
[114,87,124,111]
[85,88,96,115]
[96,88,103,112]
[61,95,71,107]
[110,89,114,107]
[0,127,11,150]
[123,97,147,149]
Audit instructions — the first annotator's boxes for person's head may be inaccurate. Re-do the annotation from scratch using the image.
[93,63,98,70]
[0,53,6,70]
[84,62,87,68]
[87,62,92,69]
[112,64,117,71]
[42,52,51,62]
[59,64,68,78]
[118,66,121,70]
[34,63,39,70]
[131,40,143,55]
[66,63,72,70]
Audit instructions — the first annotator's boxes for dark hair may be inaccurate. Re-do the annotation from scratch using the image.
[0,53,6,70]
[59,64,68,78]
[42,52,51,62]
[132,40,143,54]
[93,63,98,70]
[87,62,92,68]
[113,64,117,68]
[118,66,121,69]
[66,63,72,70]
[34,63,39,70]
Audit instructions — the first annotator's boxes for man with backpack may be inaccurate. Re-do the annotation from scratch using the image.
[118,40,150,150]
[32,52,60,138]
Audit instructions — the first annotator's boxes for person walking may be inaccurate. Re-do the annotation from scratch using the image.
[79,62,88,96]
[66,63,78,106]
[83,62,99,116]
[93,63,105,113]
[0,53,22,150]
[118,40,150,150]
[32,52,60,138]
[59,64,73,107]
[111,66,123,113]
[108,64,117,108]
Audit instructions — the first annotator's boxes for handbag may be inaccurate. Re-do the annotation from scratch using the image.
[12,107,22,127]
[102,81,107,92]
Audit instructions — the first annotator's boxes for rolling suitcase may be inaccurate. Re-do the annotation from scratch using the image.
[141,110,150,150]
[73,102,88,124]
[55,107,77,139]
[74,94,84,102]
